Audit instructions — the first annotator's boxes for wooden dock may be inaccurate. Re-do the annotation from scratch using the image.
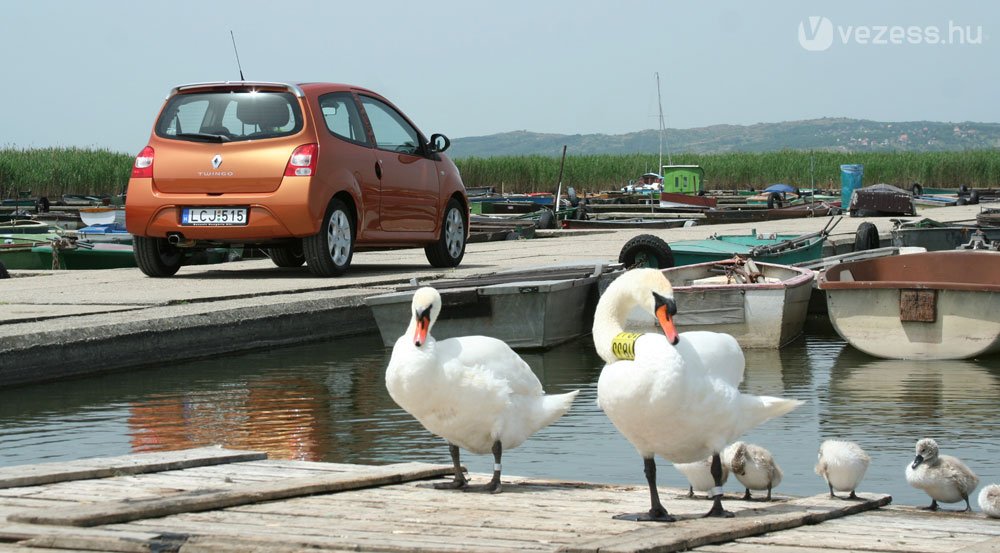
[0,448,996,552]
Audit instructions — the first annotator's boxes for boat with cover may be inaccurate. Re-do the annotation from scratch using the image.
[618,217,840,269]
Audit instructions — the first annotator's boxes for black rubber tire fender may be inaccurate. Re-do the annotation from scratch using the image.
[767,192,783,209]
[853,222,880,252]
[535,209,555,230]
[618,234,675,269]
[910,183,923,197]
[0,259,9,279]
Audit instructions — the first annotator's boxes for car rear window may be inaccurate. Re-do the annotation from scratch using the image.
[155,91,303,143]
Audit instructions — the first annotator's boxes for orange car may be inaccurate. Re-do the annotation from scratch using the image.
[126,81,468,277]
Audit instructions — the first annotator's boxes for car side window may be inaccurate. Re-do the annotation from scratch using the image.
[319,93,369,145]
[359,96,421,155]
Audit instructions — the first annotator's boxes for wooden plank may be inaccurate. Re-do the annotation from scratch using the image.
[822,509,1000,536]
[0,447,266,489]
[900,289,936,322]
[738,530,985,553]
[177,534,524,553]
[955,537,1000,553]
[8,462,452,527]
[695,544,861,553]
[123,517,554,552]
[562,493,891,553]
[0,522,162,551]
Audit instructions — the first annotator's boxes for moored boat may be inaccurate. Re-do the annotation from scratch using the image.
[891,217,1000,251]
[658,165,718,210]
[817,250,1000,360]
[365,264,618,349]
[601,257,814,348]
[560,217,696,230]
[702,202,838,225]
[618,218,839,269]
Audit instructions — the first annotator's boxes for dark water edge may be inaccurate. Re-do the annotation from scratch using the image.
[1,324,997,510]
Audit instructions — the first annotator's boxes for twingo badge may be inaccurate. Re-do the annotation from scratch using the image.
[611,332,644,360]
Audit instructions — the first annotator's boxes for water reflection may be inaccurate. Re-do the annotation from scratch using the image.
[827,347,1000,438]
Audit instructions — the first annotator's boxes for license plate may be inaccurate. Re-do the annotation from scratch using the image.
[181,207,248,226]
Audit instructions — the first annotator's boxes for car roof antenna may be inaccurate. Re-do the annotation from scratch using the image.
[230,30,245,81]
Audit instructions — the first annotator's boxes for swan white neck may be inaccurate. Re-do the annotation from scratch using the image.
[593,285,643,364]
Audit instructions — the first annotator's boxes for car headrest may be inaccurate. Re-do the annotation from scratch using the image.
[237,94,290,129]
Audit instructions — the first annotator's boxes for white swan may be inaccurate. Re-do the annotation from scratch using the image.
[385,287,579,493]
[905,438,979,511]
[814,439,870,500]
[675,457,729,499]
[594,268,802,521]
[724,441,783,501]
[979,484,1000,518]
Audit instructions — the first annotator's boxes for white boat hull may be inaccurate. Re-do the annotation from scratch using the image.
[824,288,1000,360]
[818,250,1000,360]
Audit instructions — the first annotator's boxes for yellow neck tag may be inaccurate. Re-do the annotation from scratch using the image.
[611,332,643,360]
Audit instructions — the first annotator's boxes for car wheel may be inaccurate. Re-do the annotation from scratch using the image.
[303,198,354,277]
[425,198,466,268]
[133,236,183,277]
[269,241,305,268]
[619,234,674,269]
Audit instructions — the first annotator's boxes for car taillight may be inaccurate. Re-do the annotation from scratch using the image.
[284,143,318,177]
[132,146,154,178]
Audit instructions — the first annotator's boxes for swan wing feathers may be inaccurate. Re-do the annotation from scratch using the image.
[435,335,545,397]
[674,331,745,386]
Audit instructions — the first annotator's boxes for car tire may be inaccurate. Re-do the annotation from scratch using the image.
[134,236,183,277]
[618,234,674,269]
[269,241,305,268]
[303,198,354,277]
[425,198,467,268]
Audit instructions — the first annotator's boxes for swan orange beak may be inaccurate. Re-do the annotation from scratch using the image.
[652,291,679,345]
[413,306,432,347]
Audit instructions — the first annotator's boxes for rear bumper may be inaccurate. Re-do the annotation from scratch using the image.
[125,177,324,240]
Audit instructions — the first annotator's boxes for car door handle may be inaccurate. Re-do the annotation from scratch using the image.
[375,160,382,180]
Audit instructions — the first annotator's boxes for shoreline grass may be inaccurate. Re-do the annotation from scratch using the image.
[2,147,998,199]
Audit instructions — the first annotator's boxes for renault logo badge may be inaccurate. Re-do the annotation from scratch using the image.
[211,154,223,169]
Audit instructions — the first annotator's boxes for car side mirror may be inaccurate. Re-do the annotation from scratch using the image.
[428,133,450,153]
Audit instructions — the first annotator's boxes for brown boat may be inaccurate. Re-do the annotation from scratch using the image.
[702,202,837,225]
[817,250,1000,360]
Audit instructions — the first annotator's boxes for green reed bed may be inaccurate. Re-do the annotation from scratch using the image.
[2,147,998,199]
[455,150,1000,194]
[0,147,132,199]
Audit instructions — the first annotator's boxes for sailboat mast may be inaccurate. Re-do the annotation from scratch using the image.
[656,72,672,170]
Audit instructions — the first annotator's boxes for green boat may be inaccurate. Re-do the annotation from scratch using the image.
[618,218,841,268]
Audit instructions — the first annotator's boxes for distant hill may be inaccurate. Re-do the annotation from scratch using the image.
[449,118,1000,158]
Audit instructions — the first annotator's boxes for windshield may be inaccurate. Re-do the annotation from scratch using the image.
[155,91,303,143]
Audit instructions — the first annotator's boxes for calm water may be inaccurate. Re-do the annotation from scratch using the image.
[1,324,998,509]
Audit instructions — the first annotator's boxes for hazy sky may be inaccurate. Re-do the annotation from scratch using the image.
[2,1,996,154]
